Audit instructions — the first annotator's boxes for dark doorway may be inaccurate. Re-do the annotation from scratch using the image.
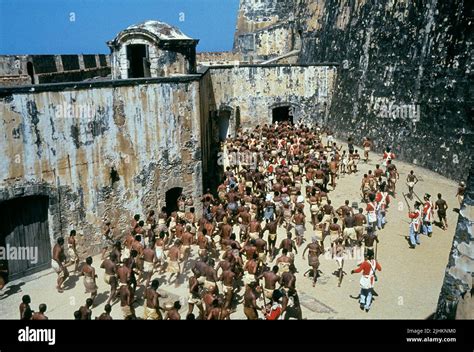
[126,44,150,78]
[0,196,51,280]
[27,62,34,84]
[165,187,183,215]
[218,110,231,142]
[272,106,293,124]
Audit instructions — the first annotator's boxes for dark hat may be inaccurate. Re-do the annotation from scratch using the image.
[414,201,421,208]
[366,249,375,258]
[424,193,431,199]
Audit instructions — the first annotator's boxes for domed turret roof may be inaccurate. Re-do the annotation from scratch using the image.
[111,20,194,44]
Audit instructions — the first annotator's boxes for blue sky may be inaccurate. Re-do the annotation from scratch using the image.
[0,0,240,54]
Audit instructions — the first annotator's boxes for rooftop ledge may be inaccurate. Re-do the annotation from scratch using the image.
[0,63,339,95]
[0,74,203,95]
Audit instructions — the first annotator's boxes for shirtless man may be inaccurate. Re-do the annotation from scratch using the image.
[241,239,257,264]
[363,228,379,257]
[302,237,323,287]
[67,230,80,273]
[280,270,302,320]
[254,232,268,265]
[293,209,306,247]
[279,232,298,260]
[131,214,140,230]
[248,218,262,241]
[52,237,69,293]
[19,295,31,320]
[329,157,338,189]
[31,304,48,320]
[333,238,345,287]
[374,164,384,179]
[362,137,372,162]
[188,271,204,319]
[314,168,325,191]
[154,232,167,273]
[142,243,156,288]
[354,208,367,245]
[257,266,281,301]
[220,219,233,246]
[406,170,419,199]
[101,253,118,305]
[219,267,236,309]
[165,301,181,320]
[119,282,135,319]
[96,304,113,320]
[180,226,194,262]
[320,200,335,232]
[343,211,357,251]
[243,253,259,288]
[197,229,210,259]
[239,206,251,242]
[386,160,399,195]
[308,190,320,230]
[204,258,218,293]
[276,248,294,274]
[78,299,93,320]
[166,240,182,286]
[243,281,261,320]
[361,174,372,202]
[101,221,115,260]
[262,218,278,260]
[81,256,98,302]
[144,279,163,320]
[328,218,342,257]
[117,260,135,311]
[435,193,449,230]
[456,181,466,206]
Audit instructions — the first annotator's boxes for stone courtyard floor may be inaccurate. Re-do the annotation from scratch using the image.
[0,140,461,319]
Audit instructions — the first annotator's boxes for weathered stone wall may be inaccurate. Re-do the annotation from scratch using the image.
[252,22,295,59]
[0,54,111,86]
[207,64,337,133]
[234,0,296,44]
[0,77,204,254]
[295,0,472,180]
[435,167,473,319]
[197,52,242,66]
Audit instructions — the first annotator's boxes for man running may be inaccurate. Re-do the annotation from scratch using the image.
[350,249,381,312]
[435,193,448,230]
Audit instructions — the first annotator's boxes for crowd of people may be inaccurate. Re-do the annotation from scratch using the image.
[15,122,466,320]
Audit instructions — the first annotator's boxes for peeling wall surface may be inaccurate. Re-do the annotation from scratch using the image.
[208,64,337,131]
[0,78,203,253]
[295,0,472,180]
[435,168,474,319]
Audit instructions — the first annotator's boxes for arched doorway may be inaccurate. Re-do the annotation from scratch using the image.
[272,105,293,124]
[165,187,183,215]
[218,110,231,141]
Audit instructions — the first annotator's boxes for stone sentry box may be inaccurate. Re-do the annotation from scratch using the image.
[107,20,199,79]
